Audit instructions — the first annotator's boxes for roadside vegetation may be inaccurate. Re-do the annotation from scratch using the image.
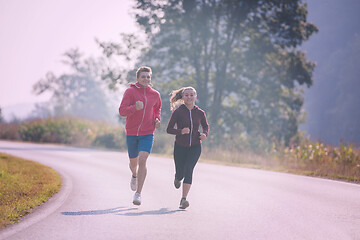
[1,117,359,183]
[0,117,126,150]
[0,153,61,229]
[201,141,360,183]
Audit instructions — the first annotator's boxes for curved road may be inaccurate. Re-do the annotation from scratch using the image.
[0,140,359,240]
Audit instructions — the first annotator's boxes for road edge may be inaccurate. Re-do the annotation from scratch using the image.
[0,169,73,240]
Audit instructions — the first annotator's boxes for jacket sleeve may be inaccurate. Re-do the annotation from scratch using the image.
[119,89,137,117]
[153,93,161,120]
[200,111,209,136]
[166,111,182,135]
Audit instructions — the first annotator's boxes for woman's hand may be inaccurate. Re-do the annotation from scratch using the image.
[181,127,190,134]
[199,133,207,141]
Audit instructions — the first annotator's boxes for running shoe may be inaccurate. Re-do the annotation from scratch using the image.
[179,198,189,209]
[130,176,137,191]
[174,178,181,189]
[133,192,141,205]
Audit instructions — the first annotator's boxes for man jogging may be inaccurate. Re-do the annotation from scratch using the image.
[119,66,161,205]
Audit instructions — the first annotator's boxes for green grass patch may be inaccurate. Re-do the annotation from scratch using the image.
[0,153,62,229]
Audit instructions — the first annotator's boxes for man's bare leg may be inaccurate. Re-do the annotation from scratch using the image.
[129,157,139,191]
[129,157,138,177]
[136,151,150,194]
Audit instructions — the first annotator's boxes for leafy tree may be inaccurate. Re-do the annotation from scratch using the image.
[33,49,113,122]
[102,0,318,146]
[96,33,146,91]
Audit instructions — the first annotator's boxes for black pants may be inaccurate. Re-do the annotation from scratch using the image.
[174,142,201,184]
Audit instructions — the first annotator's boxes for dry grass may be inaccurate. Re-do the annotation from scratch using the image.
[201,142,360,183]
[0,153,61,229]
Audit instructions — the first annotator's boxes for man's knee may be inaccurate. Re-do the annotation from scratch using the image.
[138,151,149,166]
[129,157,138,165]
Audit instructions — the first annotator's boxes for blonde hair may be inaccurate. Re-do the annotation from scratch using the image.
[169,86,197,111]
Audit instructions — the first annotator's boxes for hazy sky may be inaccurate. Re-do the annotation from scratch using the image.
[0,0,136,108]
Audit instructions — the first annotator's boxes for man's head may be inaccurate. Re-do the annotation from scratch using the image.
[136,66,152,87]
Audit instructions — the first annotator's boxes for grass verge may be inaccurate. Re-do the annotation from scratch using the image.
[200,145,360,184]
[0,152,62,229]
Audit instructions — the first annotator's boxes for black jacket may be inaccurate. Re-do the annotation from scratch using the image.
[166,104,209,147]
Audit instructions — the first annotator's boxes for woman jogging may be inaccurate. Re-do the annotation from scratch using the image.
[119,66,161,206]
[166,86,209,209]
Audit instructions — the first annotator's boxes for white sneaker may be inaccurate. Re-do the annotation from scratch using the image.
[133,192,141,205]
[130,176,137,191]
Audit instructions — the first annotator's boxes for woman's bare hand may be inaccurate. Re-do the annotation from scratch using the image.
[181,127,190,134]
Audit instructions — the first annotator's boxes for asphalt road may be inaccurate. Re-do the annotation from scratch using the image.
[0,140,360,240]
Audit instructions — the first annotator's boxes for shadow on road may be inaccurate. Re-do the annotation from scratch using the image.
[61,207,182,216]
[118,208,182,216]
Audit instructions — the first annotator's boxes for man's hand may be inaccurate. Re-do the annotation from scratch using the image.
[155,118,161,129]
[135,101,144,110]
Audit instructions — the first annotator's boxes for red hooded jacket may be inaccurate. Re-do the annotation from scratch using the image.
[119,82,161,136]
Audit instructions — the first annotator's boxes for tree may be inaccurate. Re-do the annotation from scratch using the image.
[33,49,114,122]
[102,0,318,146]
[96,33,147,91]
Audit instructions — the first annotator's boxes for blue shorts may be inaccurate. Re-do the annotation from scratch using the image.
[126,134,154,158]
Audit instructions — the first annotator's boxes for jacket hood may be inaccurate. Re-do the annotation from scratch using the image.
[179,104,199,111]
[130,82,152,89]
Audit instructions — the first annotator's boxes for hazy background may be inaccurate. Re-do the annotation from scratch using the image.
[0,0,359,145]
[301,0,360,145]
[0,0,136,116]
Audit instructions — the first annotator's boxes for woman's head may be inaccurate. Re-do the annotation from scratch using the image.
[169,86,197,110]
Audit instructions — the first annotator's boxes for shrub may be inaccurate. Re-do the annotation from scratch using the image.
[0,123,20,140]
[276,141,360,181]
[92,132,125,150]
[16,117,126,148]
[152,132,173,155]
